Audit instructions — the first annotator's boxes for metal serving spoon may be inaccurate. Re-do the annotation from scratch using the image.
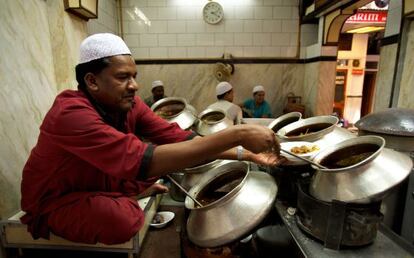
[166,175,204,207]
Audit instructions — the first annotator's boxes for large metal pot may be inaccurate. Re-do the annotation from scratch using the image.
[182,159,225,190]
[309,136,413,203]
[195,108,233,136]
[151,97,197,130]
[355,108,414,152]
[268,112,302,133]
[277,115,339,142]
[185,161,277,247]
[169,172,186,202]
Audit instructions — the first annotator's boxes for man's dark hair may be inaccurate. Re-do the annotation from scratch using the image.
[75,57,111,89]
[217,89,232,100]
[217,92,226,100]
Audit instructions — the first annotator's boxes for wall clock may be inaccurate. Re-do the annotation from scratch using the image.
[203,1,224,25]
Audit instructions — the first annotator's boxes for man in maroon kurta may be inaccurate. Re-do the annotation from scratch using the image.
[21,33,283,245]
[21,89,194,244]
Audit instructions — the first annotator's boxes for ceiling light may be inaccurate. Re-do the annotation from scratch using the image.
[346,26,385,34]
[64,0,98,21]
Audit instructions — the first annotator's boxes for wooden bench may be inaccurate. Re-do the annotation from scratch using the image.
[0,194,162,258]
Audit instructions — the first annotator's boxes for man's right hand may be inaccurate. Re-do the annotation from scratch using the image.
[234,124,280,155]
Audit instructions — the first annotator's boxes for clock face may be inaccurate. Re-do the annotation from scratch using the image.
[203,2,224,25]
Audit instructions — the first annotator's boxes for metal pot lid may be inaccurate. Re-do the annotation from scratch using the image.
[355,108,414,137]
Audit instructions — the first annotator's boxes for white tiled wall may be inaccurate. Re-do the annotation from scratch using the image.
[87,0,119,35]
[122,0,299,59]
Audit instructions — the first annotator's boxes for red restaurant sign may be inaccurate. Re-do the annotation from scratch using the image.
[346,12,387,24]
[352,69,364,75]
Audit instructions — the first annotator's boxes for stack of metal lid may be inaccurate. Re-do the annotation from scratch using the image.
[355,108,414,152]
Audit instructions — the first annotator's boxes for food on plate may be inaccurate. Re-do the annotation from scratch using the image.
[152,213,165,224]
[291,144,319,154]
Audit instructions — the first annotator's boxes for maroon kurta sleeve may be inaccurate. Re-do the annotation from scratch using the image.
[127,98,196,179]
[132,97,196,145]
[41,94,150,180]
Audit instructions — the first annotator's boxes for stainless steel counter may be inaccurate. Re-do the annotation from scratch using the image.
[275,201,414,258]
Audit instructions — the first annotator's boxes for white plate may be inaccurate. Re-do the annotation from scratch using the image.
[281,141,320,162]
[150,211,175,228]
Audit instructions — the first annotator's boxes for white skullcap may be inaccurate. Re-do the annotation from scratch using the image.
[216,81,233,96]
[253,85,265,94]
[79,33,131,64]
[152,80,164,89]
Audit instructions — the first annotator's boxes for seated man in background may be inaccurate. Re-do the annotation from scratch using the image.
[144,80,166,107]
[207,81,243,124]
[240,85,272,118]
[21,33,283,245]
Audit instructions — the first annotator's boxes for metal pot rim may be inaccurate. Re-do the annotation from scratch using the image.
[268,111,302,131]
[277,115,339,141]
[184,159,222,174]
[312,135,385,172]
[151,97,188,119]
[195,108,233,136]
[185,161,250,210]
[198,108,227,125]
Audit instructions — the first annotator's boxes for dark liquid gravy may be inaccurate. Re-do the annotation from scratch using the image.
[196,170,245,206]
[271,117,300,133]
[320,144,379,169]
[202,111,225,123]
[154,101,185,118]
[285,123,333,137]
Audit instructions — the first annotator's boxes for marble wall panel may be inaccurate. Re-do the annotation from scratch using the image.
[301,61,336,117]
[373,44,398,112]
[0,0,87,218]
[136,63,305,117]
[397,20,414,109]
[0,0,55,218]
[302,62,319,117]
[47,0,87,92]
[315,61,336,116]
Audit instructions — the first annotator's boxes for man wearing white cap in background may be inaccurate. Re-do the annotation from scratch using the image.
[207,81,243,124]
[144,80,166,107]
[240,85,272,118]
[20,33,283,245]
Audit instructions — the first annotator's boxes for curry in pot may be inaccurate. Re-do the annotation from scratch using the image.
[271,117,300,133]
[154,101,185,118]
[201,111,225,123]
[285,123,332,137]
[320,143,379,169]
[196,170,246,206]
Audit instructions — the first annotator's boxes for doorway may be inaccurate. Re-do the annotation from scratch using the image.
[361,71,376,117]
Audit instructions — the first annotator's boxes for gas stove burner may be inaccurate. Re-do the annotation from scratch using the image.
[296,182,383,250]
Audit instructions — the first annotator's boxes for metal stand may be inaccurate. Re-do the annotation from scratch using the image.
[275,200,414,258]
